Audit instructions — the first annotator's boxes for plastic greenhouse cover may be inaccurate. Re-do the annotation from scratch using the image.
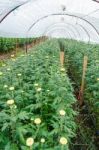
[0,0,99,43]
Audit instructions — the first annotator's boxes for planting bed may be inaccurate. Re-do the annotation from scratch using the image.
[0,38,34,53]
[62,39,99,131]
[0,39,98,150]
[0,40,77,150]
[61,39,99,149]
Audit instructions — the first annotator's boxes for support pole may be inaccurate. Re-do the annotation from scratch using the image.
[16,38,18,54]
[78,56,88,106]
[60,51,65,66]
[26,39,28,53]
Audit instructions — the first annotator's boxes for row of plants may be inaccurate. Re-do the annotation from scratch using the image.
[0,38,36,53]
[59,39,99,132]
[0,40,77,149]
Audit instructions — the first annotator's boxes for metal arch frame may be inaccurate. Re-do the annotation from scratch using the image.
[43,22,82,40]
[92,0,99,3]
[44,23,76,38]
[45,27,72,39]
[44,22,91,42]
[0,0,31,23]
[0,5,98,39]
[47,29,71,39]
[27,13,99,38]
[43,22,90,43]
[76,23,91,43]
[45,27,73,39]
[74,24,91,42]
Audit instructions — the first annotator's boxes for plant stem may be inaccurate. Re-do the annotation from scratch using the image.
[34,125,40,139]
[30,146,32,150]
[61,145,64,150]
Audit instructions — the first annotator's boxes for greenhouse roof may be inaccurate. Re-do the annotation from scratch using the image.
[0,0,99,43]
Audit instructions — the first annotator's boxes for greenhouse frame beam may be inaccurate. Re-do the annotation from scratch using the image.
[92,0,99,3]
[0,1,30,23]
[47,29,72,39]
[45,27,73,39]
[45,22,91,42]
[76,24,90,43]
[28,13,99,38]
[43,22,82,40]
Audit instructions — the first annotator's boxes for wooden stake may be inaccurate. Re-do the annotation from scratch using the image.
[16,38,18,54]
[60,51,65,66]
[25,39,28,53]
[79,56,88,106]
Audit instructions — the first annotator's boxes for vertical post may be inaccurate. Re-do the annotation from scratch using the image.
[60,51,65,66]
[26,38,28,53]
[16,38,18,54]
[79,56,88,106]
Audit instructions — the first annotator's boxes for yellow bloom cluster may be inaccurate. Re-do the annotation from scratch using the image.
[11,54,15,58]
[34,83,39,87]
[59,137,68,145]
[60,68,65,72]
[4,85,8,88]
[7,68,11,71]
[9,87,15,91]
[59,109,66,116]
[17,73,22,77]
[34,118,41,125]
[26,137,34,146]
[36,87,42,92]
[47,89,50,92]
[41,138,45,143]
[45,56,49,59]
[0,72,3,76]
[7,99,14,105]
[34,83,42,92]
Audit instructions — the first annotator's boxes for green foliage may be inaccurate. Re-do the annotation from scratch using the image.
[0,40,77,149]
[0,38,34,53]
[60,39,99,130]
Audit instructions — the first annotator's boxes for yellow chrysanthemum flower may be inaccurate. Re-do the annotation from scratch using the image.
[9,87,15,91]
[0,72,3,76]
[59,110,66,116]
[26,137,34,147]
[11,54,15,58]
[34,83,39,87]
[59,137,68,145]
[7,99,14,105]
[17,73,22,77]
[7,68,11,71]
[45,56,49,59]
[41,138,45,143]
[4,85,8,88]
[36,87,42,92]
[47,90,50,92]
[34,118,41,125]
[60,68,65,72]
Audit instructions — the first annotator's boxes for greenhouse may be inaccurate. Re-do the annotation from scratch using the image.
[0,0,99,149]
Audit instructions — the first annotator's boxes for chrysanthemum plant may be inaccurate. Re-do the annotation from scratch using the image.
[0,40,77,149]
